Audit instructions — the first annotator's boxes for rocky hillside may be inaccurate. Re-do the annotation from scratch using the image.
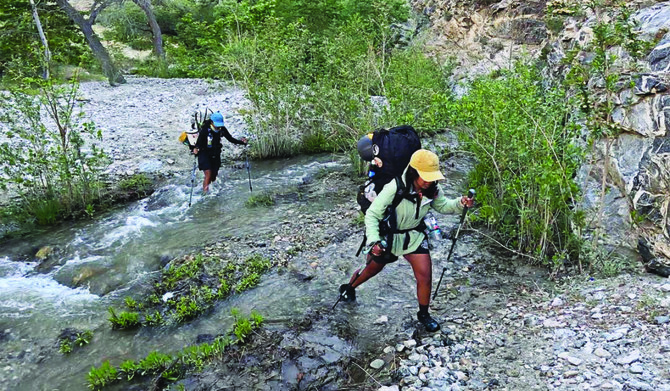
[410,0,670,276]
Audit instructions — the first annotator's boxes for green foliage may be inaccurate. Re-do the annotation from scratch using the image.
[244,193,275,208]
[163,254,204,289]
[144,310,163,326]
[173,294,200,322]
[87,361,118,390]
[0,1,92,79]
[138,351,173,374]
[98,2,154,51]
[452,62,583,262]
[119,360,139,381]
[59,339,73,354]
[245,254,271,274]
[87,311,263,390]
[61,329,94,355]
[235,273,260,293]
[107,307,141,330]
[124,296,139,310]
[561,1,653,139]
[117,174,153,196]
[0,76,108,225]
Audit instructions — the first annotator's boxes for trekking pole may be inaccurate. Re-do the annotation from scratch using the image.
[245,148,253,192]
[332,268,362,310]
[433,189,475,300]
[188,157,197,207]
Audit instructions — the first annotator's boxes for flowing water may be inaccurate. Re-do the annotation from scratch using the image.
[0,152,473,391]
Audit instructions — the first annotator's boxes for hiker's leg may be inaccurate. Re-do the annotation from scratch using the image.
[350,257,386,289]
[203,170,212,192]
[405,252,440,331]
[404,253,432,306]
[211,164,220,183]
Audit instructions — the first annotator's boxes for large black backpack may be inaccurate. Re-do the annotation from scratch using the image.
[355,125,422,256]
[356,125,421,213]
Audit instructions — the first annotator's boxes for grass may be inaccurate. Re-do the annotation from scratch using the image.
[245,193,275,208]
[88,309,264,390]
[108,253,273,328]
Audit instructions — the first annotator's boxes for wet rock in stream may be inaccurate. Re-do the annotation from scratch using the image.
[186,311,357,391]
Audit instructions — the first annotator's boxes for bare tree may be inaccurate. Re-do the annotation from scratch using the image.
[29,0,51,79]
[130,0,164,60]
[54,0,126,85]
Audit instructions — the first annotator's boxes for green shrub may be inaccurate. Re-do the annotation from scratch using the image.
[0,77,108,225]
[452,62,583,262]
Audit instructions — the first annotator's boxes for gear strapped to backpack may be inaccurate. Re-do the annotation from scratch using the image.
[355,125,422,257]
[179,109,211,151]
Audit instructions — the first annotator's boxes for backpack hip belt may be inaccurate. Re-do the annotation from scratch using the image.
[394,221,428,251]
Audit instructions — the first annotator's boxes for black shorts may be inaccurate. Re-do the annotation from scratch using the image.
[368,239,430,265]
[198,152,221,172]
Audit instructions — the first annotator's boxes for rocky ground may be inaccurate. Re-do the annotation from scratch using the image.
[382,268,670,391]
[75,76,251,181]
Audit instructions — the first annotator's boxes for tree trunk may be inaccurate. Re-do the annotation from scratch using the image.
[131,0,164,59]
[29,0,51,79]
[54,0,126,85]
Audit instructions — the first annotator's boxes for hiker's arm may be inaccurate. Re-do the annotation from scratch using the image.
[219,126,247,145]
[364,180,397,246]
[431,184,463,214]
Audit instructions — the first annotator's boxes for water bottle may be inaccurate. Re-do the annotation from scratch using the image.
[424,213,442,241]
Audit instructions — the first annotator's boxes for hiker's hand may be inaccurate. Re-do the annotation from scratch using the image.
[371,242,385,256]
[192,148,199,155]
[461,196,474,208]
[241,137,248,145]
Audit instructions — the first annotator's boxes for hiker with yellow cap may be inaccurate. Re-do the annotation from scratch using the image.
[339,149,474,332]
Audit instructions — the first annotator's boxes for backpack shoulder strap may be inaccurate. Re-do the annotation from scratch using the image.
[390,176,405,210]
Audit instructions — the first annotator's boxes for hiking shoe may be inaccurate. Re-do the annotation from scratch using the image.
[417,311,440,332]
[338,284,356,303]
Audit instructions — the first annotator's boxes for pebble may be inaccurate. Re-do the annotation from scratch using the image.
[374,315,389,324]
[617,350,641,365]
[404,340,417,349]
[629,363,644,374]
[370,359,385,369]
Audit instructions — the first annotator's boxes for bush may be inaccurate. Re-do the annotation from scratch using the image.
[0,76,108,225]
[451,62,584,263]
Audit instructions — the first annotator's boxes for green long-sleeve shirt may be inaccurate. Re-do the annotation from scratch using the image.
[365,174,463,256]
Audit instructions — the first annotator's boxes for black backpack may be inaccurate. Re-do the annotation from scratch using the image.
[356,125,421,213]
[355,125,422,256]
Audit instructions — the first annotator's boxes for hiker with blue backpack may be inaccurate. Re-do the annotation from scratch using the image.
[192,111,248,193]
[339,128,474,332]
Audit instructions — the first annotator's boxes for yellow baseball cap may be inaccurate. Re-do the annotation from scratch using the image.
[409,149,445,182]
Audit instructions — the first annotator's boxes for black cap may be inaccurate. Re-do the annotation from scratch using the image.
[357,134,374,161]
